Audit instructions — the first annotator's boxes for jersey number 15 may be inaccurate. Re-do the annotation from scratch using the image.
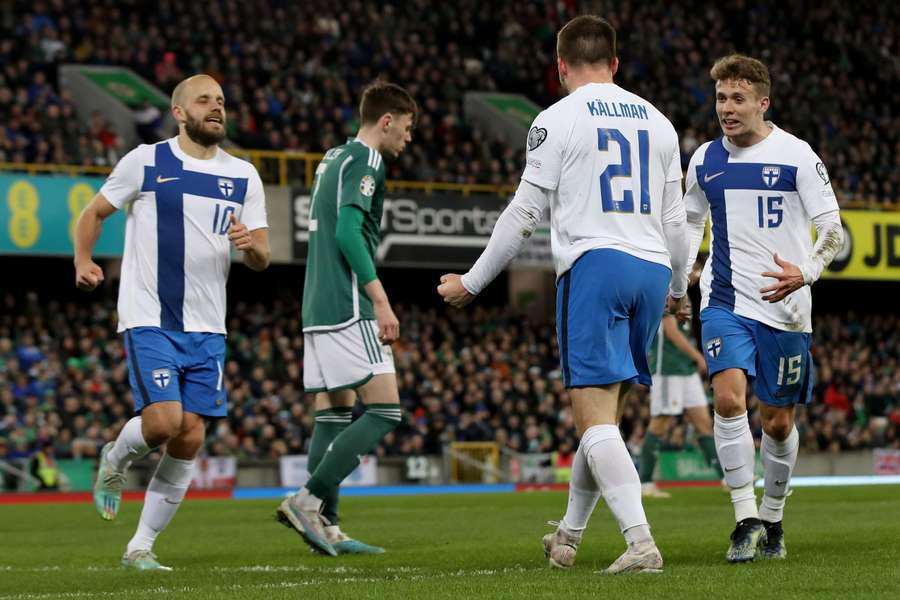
[597,128,650,215]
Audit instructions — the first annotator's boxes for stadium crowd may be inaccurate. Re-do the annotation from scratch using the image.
[2,289,898,471]
[2,0,898,203]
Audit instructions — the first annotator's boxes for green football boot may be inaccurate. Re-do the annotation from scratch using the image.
[93,442,126,521]
[326,526,385,555]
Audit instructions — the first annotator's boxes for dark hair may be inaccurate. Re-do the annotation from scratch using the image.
[359,82,418,126]
[710,54,771,97]
[557,15,616,67]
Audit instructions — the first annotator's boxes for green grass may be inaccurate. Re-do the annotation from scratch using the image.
[1,486,899,599]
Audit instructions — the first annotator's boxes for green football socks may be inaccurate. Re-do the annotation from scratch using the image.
[306,404,401,505]
[308,407,353,524]
[639,432,663,483]
[697,434,724,477]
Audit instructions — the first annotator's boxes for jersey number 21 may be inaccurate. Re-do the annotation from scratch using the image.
[597,128,650,215]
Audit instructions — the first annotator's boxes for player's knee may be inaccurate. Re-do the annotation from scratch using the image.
[648,416,670,436]
[762,414,793,441]
[713,388,744,418]
[141,412,182,446]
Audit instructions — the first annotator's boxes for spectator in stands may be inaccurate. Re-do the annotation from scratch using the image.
[3,0,893,203]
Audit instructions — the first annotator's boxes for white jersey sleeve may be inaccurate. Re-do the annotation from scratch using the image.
[796,144,839,219]
[683,144,711,222]
[100,146,147,209]
[241,169,268,231]
[521,110,567,191]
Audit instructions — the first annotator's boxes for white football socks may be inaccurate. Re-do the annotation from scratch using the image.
[759,426,799,523]
[561,440,602,535]
[714,412,758,522]
[581,424,652,545]
[107,416,152,472]
[126,454,195,554]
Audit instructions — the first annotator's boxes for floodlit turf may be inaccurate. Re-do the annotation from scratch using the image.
[1,486,898,599]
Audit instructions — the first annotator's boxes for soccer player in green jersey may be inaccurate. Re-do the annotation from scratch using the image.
[277,82,417,557]
[640,302,722,498]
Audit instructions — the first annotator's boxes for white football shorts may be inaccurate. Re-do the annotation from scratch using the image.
[649,373,708,416]
[303,319,395,392]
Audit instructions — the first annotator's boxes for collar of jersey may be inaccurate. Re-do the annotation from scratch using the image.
[722,121,780,155]
[167,137,222,165]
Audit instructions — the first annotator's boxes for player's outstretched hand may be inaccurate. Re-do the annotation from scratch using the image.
[373,300,400,344]
[760,253,804,303]
[437,274,475,308]
[665,294,688,322]
[227,214,253,251]
[75,259,104,291]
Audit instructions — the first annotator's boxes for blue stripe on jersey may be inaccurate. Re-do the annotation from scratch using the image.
[149,143,187,330]
[697,138,801,311]
[698,139,735,310]
[139,142,250,331]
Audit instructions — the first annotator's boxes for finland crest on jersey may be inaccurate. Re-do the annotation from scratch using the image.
[100,138,268,334]
[684,124,839,333]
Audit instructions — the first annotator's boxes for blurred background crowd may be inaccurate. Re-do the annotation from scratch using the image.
[3,289,898,465]
[2,0,898,202]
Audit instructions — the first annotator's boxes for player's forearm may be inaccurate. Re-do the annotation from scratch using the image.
[663,219,689,297]
[799,211,843,285]
[242,244,270,271]
[461,181,546,295]
[335,205,377,285]
[363,277,390,308]
[684,213,707,278]
[665,323,703,363]
[73,205,104,266]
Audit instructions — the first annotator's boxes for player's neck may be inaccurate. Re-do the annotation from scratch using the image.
[355,128,382,154]
[176,132,218,160]
[726,121,772,148]
[563,68,614,93]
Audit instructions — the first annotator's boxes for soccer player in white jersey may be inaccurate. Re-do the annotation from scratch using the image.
[682,55,844,562]
[74,74,270,570]
[438,15,689,574]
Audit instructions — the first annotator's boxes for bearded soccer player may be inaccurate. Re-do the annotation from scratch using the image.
[77,74,270,570]
[439,16,689,574]
[683,55,843,562]
[276,82,416,557]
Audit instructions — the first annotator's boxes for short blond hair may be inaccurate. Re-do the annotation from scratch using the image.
[710,54,771,98]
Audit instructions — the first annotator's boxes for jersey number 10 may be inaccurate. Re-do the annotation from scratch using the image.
[597,128,650,215]
[212,204,236,235]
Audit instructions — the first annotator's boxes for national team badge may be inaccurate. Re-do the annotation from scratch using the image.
[761,166,780,188]
[706,337,722,359]
[218,178,235,198]
[816,162,830,184]
[360,174,376,197]
[151,368,172,389]
[527,126,547,151]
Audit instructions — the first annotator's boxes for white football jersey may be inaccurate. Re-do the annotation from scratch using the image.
[100,138,268,334]
[521,82,682,278]
[684,123,839,333]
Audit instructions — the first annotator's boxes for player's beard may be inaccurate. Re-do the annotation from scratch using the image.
[184,112,226,147]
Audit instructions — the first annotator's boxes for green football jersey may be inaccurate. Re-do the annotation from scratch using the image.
[302,139,386,331]
[648,317,698,376]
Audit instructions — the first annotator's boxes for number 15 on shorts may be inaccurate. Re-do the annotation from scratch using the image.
[777,354,802,386]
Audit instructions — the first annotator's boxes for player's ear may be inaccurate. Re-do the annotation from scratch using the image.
[557,57,567,79]
[759,95,770,115]
[610,57,619,76]
[381,113,393,132]
[171,104,184,123]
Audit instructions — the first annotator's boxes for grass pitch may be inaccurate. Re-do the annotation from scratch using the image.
[1,486,898,599]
